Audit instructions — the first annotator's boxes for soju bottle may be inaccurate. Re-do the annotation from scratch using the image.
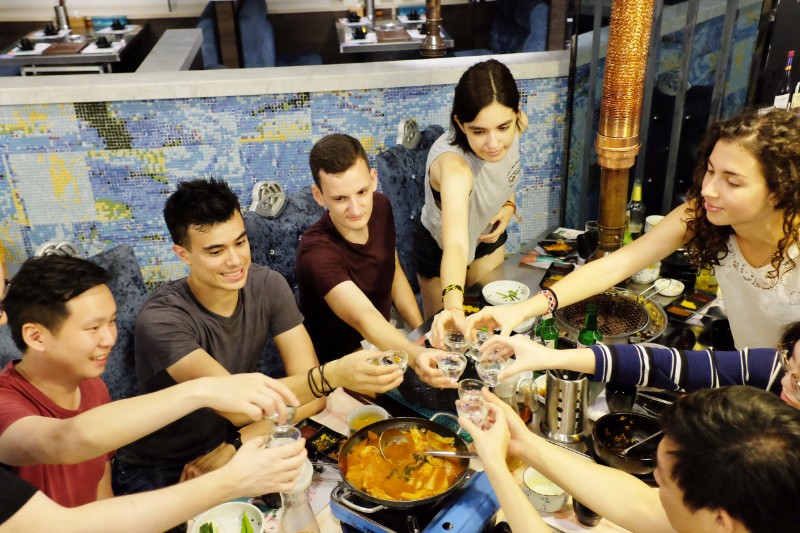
[577,303,602,348]
[535,313,559,349]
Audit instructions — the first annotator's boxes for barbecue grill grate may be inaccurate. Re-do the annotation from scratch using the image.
[555,292,649,336]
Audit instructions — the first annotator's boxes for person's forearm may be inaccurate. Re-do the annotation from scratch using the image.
[517,433,672,533]
[440,245,468,310]
[52,378,226,464]
[482,462,552,533]
[53,464,245,533]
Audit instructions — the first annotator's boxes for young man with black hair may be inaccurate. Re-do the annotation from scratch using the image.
[0,255,304,508]
[296,134,446,385]
[114,177,403,495]
[464,386,800,533]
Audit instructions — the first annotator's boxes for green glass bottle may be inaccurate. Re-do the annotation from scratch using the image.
[577,303,603,348]
[535,313,559,349]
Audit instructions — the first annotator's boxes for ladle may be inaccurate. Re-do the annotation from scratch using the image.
[378,427,408,460]
[619,429,664,456]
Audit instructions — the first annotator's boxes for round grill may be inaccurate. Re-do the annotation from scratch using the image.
[555,292,649,337]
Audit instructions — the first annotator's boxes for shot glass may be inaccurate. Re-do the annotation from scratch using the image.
[437,352,467,383]
[266,405,297,427]
[475,356,505,388]
[367,349,409,373]
[267,425,302,448]
[466,328,490,362]
[458,378,485,402]
[455,399,489,428]
[443,330,469,355]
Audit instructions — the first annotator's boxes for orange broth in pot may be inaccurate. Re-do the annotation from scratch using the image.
[343,427,467,501]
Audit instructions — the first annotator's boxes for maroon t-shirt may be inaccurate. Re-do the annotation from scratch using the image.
[296,192,396,362]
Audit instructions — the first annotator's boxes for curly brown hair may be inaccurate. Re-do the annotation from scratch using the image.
[684,108,800,282]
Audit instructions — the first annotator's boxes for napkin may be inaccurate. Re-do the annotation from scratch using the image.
[309,388,366,435]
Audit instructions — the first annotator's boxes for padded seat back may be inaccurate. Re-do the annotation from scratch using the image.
[376,124,445,293]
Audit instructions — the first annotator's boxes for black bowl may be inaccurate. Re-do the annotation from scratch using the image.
[592,412,661,475]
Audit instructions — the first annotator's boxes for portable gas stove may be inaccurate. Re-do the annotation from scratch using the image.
[330,471,500,533]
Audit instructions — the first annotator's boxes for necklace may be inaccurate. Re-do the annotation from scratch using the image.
[757,248,779,269]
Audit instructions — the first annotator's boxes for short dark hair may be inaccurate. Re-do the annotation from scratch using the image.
[450,59,521,155]
[5,255,111,351]
[781,321,800,351]
[660,386,800,533]
[309,134,369,190]
[163,177,242,248]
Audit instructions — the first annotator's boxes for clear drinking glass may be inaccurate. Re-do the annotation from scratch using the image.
[455,399,489,428]
[437,352,467,383]
[458,378,485,402]
[367,350,409,373]
[475,357,505,388]
[267,405,298,426]
[443,330,469,355]
[268,426,302,448]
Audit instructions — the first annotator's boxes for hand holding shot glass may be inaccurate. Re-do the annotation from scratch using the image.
[267,425,302,448]
[443,329,470,355]
[455,399,489,429]
[367,349,409,373]
[266,405,297,426]
[475,355,505,388]
[437,352,468,383]
[458,378,485,402]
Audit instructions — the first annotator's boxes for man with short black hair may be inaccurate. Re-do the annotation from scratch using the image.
[464,385,800,533]
[114,177,403,495]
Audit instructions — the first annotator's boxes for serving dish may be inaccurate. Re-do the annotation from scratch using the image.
[482,280,531,306]
[537,239,575,257]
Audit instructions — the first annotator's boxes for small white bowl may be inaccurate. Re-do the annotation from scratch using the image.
[192,501,264,533]
[521,467,568,513]
[656,278,685,297]
[482,280,531,306]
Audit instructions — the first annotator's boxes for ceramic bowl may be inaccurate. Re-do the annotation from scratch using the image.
[482,280,531,306]
[346,404,389,434]
[656,278,685,297]
[521,467,568,513]
[191,501,264,533]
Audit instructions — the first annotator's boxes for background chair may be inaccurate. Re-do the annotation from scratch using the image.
[376,124,445,295]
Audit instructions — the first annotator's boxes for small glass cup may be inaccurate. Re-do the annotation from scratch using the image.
[267,425,302,448]
[466,329,490,362]
[443,330,469,355]
[458,378,485,402]
[266,405,297,426]
[368,350,409,373]
[475,356,505,388]
[437,352,467,383]
[455,399,489,428]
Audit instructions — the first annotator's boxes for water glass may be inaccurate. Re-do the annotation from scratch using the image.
[443,330,469,355]
[475,357,505,388]
[266,405,297,426]
[368,350,409,373]
[437,352,467,383]
[267,425,302,448]
[455,399,489,428]
[458,378,485,402]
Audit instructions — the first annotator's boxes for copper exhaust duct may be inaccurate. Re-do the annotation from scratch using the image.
[592,0,655,258]
[420,0,446,57]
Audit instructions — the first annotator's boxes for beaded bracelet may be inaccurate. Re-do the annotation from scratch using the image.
[441,283,464,302]
[540,288,559,314]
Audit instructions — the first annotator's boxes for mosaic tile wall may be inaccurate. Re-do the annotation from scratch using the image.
[0,76,568,283]
[564,3,761,227]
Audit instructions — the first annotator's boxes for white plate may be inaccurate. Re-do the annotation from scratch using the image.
[482,280,531,306]
[656,278,684,296]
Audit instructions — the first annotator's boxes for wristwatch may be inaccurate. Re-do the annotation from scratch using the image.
[225,431,242,451]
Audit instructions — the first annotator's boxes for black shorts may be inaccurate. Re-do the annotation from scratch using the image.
[412,215,507,279]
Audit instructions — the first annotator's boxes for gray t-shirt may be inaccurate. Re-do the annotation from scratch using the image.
[120,264,303,465]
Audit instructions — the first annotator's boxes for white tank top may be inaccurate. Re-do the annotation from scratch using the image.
[420,131,521,263]
[715,235,800,348]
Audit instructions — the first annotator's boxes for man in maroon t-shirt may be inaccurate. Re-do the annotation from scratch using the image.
[296,134,448,385]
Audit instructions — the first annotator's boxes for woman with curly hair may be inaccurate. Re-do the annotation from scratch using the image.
[446,108,800,350]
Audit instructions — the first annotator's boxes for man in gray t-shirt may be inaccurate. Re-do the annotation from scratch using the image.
[113,178,405,497]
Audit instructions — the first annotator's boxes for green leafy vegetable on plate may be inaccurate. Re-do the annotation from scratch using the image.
[199,522,218,533]
[241,511,254,533]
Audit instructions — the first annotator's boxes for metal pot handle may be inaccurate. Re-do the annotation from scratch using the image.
[334,485,387,514]
[429,412,470,440]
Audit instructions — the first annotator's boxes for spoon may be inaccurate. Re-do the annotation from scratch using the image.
[421,450,479,459]
[378,427,409,460]
[619,429,664,456]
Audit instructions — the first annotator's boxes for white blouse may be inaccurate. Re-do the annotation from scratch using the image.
[715,236,800,349]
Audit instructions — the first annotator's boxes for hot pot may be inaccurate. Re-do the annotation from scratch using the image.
[592,411,661,475]
[336,417,472,512]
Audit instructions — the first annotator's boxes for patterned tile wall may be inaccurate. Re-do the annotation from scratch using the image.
[0,76,568,283]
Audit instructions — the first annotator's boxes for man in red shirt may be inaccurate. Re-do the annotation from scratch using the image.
[0,255,304,507]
